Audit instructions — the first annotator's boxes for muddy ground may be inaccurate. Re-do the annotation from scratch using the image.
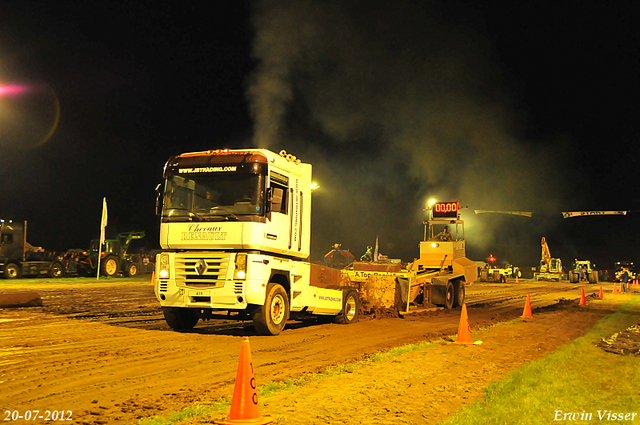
[0,278,636,424]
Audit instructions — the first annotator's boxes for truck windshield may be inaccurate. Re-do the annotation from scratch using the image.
[162,172,265,222]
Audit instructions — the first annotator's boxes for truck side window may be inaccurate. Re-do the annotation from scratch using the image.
[270,171,289,214]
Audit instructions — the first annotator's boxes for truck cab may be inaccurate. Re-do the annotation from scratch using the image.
[0,219,65,279]
[154,149,356,335]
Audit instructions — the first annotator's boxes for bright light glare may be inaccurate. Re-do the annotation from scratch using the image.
[310,183,320,192]
[0,84,27,96]
[429,199,436,205]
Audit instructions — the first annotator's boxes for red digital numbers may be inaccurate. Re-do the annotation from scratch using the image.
[432,202,458,218]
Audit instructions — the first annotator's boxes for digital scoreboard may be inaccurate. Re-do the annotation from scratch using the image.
[432,201,459,219]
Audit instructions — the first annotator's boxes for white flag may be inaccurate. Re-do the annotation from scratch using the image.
[99,197,108,247]
[373,236,379,261]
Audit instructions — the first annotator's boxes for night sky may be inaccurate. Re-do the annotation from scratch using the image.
[1,1,638,270]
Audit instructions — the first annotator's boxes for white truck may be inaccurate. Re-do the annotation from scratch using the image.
[153,148,359,335]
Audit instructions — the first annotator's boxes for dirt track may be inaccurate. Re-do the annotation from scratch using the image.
[0,277,632,424]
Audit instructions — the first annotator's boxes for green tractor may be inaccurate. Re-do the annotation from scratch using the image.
[78,232,148,277]
[569,260,598,284]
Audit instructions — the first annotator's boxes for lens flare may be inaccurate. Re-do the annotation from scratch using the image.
[0,84,27,96]
[0,82,61,148]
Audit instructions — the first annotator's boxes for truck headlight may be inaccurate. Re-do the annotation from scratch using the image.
[158,254,170,279]
[234,253,247,280]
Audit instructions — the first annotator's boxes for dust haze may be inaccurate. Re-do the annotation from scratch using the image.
[247,0,578,265]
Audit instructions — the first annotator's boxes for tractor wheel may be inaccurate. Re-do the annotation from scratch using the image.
[3,263,20,279]
[253,283,289,335]
[101,256,119,277]
[492,271,500,282]
[48,262,65,278]
[125,262,138,277]
[588,271,598,284]
[162,307,199,330]
[334,288,360,324]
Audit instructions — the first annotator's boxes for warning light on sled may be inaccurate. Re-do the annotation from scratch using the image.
[488,254,496,263]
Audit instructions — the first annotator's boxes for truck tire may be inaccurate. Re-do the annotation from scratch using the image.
[162,307,199,330]
[253,283,290,336]
[125,262,138,277]
[3,263,20,279]
[588,271,598,284]
[101,256,119,277]
[492,271,500,282]
[569,271,578,283]
[334,288,360,324]
[453,282,465,307]
[48,262,65,278]
[480,270,488,282]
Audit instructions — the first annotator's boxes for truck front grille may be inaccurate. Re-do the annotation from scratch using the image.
[175,253,231,288]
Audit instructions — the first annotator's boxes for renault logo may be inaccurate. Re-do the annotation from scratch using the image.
[195,259,207,276]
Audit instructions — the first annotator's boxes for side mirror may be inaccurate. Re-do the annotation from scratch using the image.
[155,183,163,216]
[269,187,284,214]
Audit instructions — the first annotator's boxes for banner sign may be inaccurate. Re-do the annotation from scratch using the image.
[474,210,532,217]
[561,211,628,218]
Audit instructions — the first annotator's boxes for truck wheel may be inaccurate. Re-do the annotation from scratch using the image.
[492,271,500,282]
[453,282,465,307]
[48,263,65,278]
[253,283,289,335]
[480,270,488,281]
[588,271,598,284]
[101,256,119,277]
[444,282,454,309]
[334,288,360,324]
[125,263,138,277]
[3,263,20,279]
[162,307,199,330]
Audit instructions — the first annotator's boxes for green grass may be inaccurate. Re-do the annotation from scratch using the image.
[442,296,640,425]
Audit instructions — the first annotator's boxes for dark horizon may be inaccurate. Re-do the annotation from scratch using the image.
[0,1,638,270]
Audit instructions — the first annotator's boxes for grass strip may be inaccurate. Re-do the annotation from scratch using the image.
[441,295,640,425]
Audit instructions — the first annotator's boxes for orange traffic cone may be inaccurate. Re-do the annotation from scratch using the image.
[216,338,272,425]
[613,282,618,294]
[620,282,625,293]
[150,271,155,284]
[599,285,604,299]
[515,275,519,283]
[579,287,587,306]
[454,304,473,345]
[521,294,533,318]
